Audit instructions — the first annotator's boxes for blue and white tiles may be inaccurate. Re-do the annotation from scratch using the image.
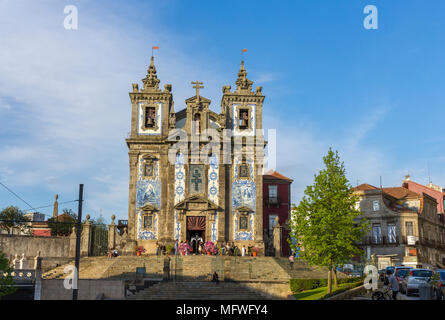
[136,155,161,240]
[208,154,219,241]
[174,153,185,240]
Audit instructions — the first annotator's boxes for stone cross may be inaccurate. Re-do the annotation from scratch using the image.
[191,169,202,192]
[191,81,204,98]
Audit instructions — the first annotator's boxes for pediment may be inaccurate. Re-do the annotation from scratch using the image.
[174,194,218,210]
[235,205,253,213]
[185,95,211,104]
[141,153,157,161]
[140,203,159,212]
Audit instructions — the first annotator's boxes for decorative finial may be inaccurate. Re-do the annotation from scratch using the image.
[111,214,116,223]
[141,55,161,91]
[86,214,90,222]
[235,60,253,92]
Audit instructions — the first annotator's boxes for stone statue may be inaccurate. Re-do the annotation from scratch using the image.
[19,253,27,269]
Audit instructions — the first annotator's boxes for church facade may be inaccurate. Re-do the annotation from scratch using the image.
[125,56,266,253]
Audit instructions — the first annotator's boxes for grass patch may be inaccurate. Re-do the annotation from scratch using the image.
[293,281,362,300]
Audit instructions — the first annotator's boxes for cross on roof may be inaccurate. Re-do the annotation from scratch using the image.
[191,81,204,98]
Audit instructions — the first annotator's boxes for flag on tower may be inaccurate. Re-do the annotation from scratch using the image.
[242,48,248,52]
[152,46,159,50]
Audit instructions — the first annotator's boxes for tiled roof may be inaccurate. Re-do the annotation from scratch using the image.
[263,170,293,182]
[353,183,379,191]
[382,187,420,200]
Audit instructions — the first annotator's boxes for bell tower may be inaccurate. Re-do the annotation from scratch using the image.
[221,60,265,248]
[126,56,174,245]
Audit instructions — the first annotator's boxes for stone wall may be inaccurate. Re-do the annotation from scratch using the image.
[40,279,125,300]
[1,219,96,262]
[0,234,71,258]
[241,280,295,300]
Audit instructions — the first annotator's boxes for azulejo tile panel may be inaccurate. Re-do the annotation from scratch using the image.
[232,158,256,241]
[136,156,161,240]
[137,212,158,240]
[208,154,219,241]
[174,153,185,240]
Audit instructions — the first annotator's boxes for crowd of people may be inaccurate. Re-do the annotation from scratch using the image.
[154,240,258,256]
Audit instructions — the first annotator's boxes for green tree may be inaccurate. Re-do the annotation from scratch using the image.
[0,206,30,235]
[47,208,77,236]
[288,148,369,294]
[0,251,16,299]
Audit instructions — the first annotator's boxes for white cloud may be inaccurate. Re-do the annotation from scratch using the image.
[0,1,230,220]
[264,106,391,205]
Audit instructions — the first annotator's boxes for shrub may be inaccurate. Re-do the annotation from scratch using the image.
[290,277,363,294]
[290,279,325,293]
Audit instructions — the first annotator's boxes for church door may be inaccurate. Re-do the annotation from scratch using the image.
[187,216,206,253]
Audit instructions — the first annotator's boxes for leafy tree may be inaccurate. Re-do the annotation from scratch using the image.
[0,206,31,235]
[47,208,78,236]
[0,251,16,299]
[288,148,369,294]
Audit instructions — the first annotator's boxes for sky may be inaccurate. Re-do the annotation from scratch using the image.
[0,0,444,223]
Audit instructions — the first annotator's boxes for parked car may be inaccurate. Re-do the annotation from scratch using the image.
[394,267,412,287]
[385,266,395,274]
[430,269,445,300]
[401,269,433,296]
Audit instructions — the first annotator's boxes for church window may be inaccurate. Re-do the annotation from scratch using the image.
[143,215,153,229]
[143,162,154,178]
[239,109,249,129]
[144,107,156,128]
[239,216,248,230]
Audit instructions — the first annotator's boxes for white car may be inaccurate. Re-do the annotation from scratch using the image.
[401,269,433,296]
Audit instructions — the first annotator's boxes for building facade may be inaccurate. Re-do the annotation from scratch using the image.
[263,170,293,256]
[125,57,266,253]
[353,181,445,269]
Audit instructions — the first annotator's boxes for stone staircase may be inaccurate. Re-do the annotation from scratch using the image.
[126,281,268,300]
[42,255,328,281]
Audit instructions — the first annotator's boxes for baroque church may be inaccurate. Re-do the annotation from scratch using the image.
[126,56,266,253]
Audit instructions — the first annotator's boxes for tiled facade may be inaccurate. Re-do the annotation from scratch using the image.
[125,57,265,253]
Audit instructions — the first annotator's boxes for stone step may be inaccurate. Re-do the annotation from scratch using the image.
[127,281,268,300]
[42,256,328,282]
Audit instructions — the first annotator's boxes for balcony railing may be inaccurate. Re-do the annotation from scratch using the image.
[264,197,281,207]
[358,236,400,246]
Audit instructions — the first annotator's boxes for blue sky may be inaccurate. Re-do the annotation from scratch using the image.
[0,0,444,222]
